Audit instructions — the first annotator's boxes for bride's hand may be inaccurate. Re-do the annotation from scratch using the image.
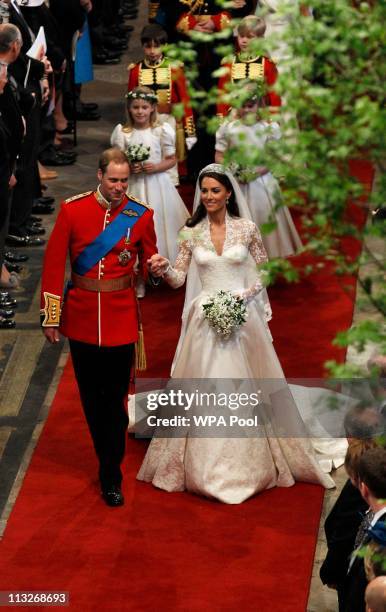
[147,254,169,277]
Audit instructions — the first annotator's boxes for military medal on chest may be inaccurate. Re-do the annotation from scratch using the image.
[118,249,131,266]
[118,228,132,266]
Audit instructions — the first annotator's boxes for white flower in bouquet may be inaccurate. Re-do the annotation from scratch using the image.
[228,161,257,184]
[202,290,248,339]
[125,143,151,163]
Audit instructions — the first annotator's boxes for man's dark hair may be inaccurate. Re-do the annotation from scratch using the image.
[358,447,386,499]
[140,24,168,46]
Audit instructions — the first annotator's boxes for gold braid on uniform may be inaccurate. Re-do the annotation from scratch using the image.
[41,292,61,327]
[149,1,159,19]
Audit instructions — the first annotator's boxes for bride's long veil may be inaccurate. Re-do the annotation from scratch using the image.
[171,164,272,374]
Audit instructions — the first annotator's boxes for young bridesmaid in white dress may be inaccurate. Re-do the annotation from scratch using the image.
[110,86,189,266]
[215,94,302,258]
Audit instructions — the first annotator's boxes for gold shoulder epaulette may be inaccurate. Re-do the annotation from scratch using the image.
[64,191,93,204]
[127,194,151,209]
[127,62,136,70]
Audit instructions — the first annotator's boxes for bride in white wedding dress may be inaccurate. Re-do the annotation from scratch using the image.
[137,164,342,503]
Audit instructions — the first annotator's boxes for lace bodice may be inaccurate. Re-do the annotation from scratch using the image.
[165,216,268,300]
[110,123,175,163]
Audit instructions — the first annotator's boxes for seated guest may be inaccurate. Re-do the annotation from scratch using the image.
[320,404,386,611]
[366,577,386,612]
[341,447,386,612]
[320,440,375,610]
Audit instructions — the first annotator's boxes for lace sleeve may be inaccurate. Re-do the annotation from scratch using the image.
[241,222,268,300]
[164,233,192,288]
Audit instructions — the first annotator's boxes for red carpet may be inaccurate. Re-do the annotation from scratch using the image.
[0,161,374,611]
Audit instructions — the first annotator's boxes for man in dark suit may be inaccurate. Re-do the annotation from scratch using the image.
[342,447,386,612]
[5,0,48,245]
[0,23,25,312]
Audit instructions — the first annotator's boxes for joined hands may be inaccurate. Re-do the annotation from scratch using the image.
[147,254,169,277]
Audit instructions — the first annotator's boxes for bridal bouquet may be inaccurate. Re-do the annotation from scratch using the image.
[202,291,247,339]
[228,161,257,184]
[125,143,151,163]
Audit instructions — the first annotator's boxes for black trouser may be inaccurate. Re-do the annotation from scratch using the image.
[9,102,42,235]
[69,339,134,489]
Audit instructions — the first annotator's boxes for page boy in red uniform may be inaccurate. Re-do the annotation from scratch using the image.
[217,15,281,120]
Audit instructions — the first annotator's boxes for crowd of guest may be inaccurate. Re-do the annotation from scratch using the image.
[320,367,386,611]
[0,0,138,328]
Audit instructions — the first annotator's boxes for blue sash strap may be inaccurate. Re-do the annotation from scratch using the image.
[73,199,147,276]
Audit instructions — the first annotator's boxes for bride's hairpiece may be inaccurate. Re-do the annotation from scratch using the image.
[126,90,158,104]
[199,163,227,176]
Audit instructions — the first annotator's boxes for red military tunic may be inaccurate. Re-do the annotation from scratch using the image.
[127,57,196,139]
[217,54,281,119]
[176,2,231,34]
[40,190,158,347]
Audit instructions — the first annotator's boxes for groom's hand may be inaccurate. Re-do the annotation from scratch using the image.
[147,254,169,277]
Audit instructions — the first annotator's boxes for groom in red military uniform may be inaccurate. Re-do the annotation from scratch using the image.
[40,148,158,506]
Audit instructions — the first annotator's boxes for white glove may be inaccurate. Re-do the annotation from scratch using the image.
[185,137,197,151]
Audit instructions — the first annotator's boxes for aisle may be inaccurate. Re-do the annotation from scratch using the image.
[0,159,374,612]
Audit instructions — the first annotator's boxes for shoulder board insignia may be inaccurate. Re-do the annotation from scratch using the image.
[64,191,93,204]
[122,209,139,217]
[127,62,137,70]
[127,194,150,209]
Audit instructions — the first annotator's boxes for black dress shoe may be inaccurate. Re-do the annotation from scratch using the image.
[31,203,54,215]
[80,101,99,112]
[39,153,75,166]
[0,296,17,309]
[93,53,121,66]
[106,24,133,35]
[101,485,124,507]
[25,224,46,236]
[124,11,138,19]
[54,145,77,156]
[36,196,55,205]
[0,308,15,318]
[6,234,45,247]
[4,262,23,273]
[0,317,15,329]
[104,37,128,51]
[56,124,74,135]
[0,290,14,299]
[4,250,28,263]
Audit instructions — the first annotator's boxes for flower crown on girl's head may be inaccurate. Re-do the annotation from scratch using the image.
[125,90,158,104]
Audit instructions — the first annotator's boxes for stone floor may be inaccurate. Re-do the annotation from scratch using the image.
[0,2,381,610]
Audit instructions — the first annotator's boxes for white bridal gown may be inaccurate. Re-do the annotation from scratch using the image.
[110,122,189,262]
[215,120,302,258]
[137,215,338,504]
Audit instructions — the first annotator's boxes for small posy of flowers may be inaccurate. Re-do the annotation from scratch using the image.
[228,161,257,184]
[125,143,151,163]
[202,290,247,339]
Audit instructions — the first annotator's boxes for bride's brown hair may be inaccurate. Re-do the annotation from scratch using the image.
[186,171,240,228]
